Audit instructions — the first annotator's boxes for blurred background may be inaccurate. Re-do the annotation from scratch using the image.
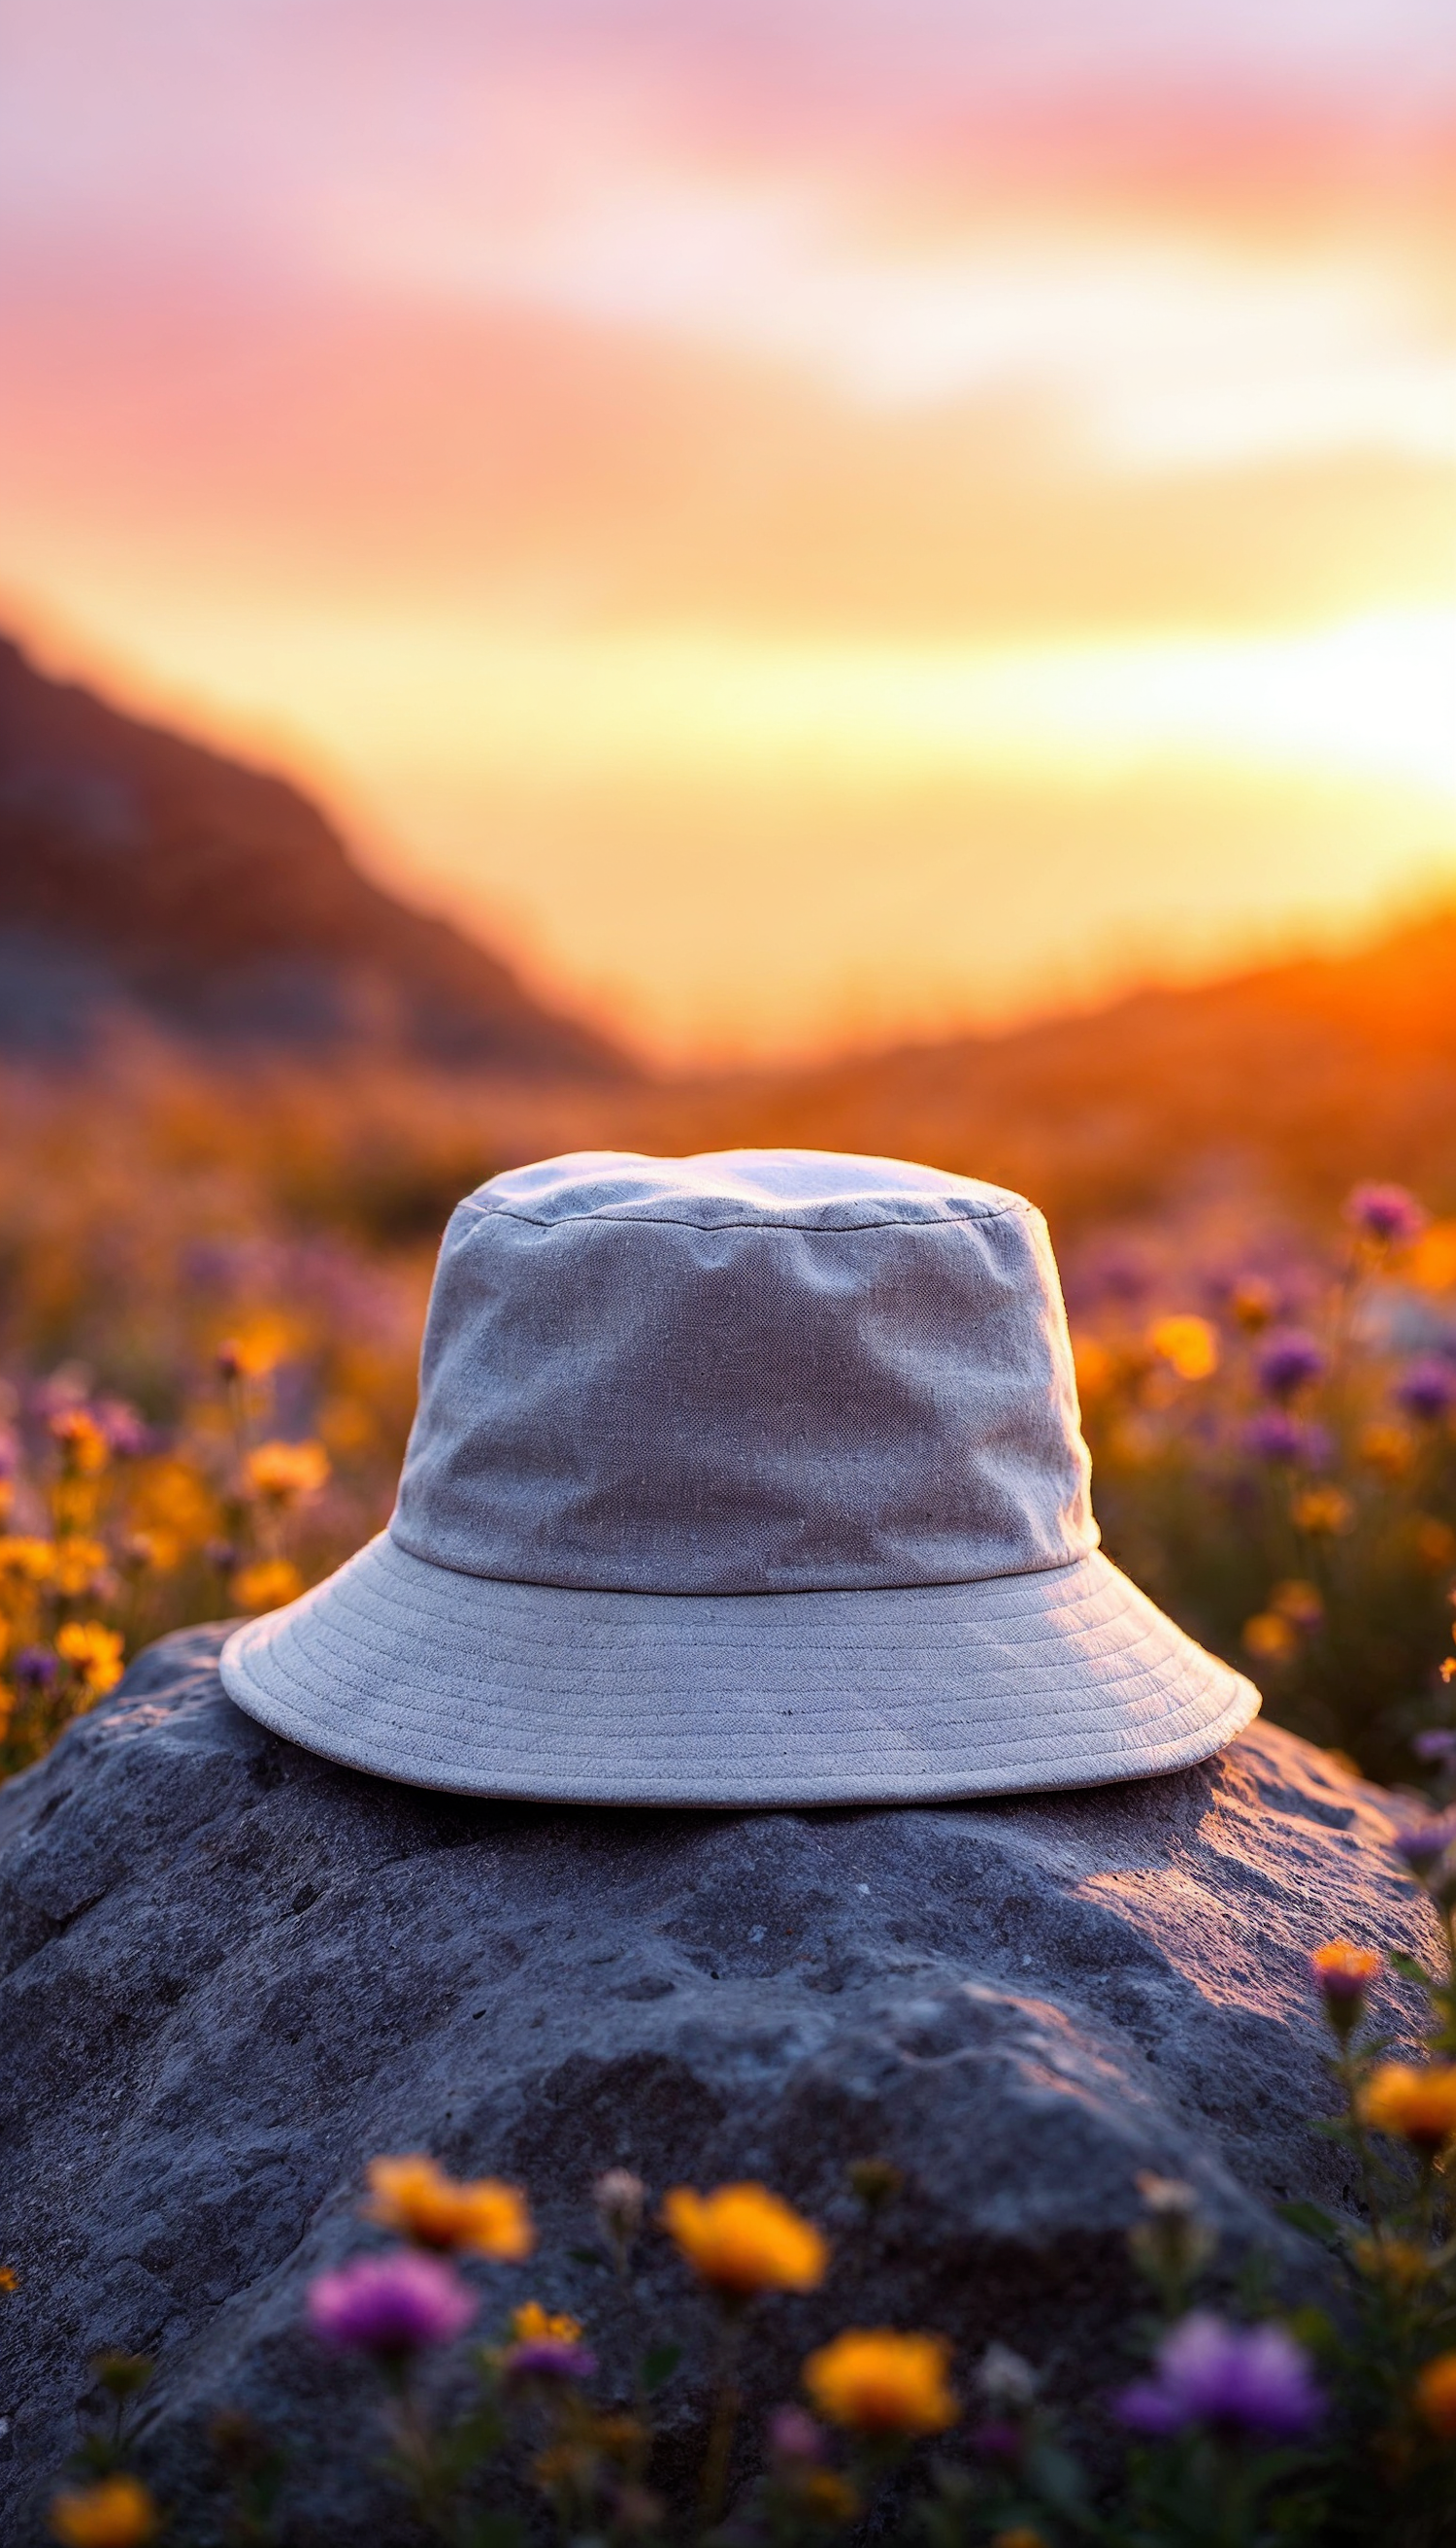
[3,0,1456,1780]
[5,0,1455,1058]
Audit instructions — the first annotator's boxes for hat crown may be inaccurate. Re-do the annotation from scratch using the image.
[391,1148,1096,1597]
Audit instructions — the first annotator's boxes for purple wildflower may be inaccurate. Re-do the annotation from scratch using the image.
[1241,1411,1330,1469]
[92,1398,151,1458]
[503,2335,597,2385]
[1389,1808,1456,1878]
[1345,1182,1427,1247]
[966,2421,1022,2464]
[767,2407,828,2465]
[307,2251,477,2359]
[1241,1409,1303,1464]
[1116,2312,1323,2442]
[29,1372,86,1422]
[13,1645,57,1690]
[0,1423,18,1478]
[1412,1729,1456,1766]
[1256,1330,1327,1403]
[1396,1359,1456,1423]
[1094,1245,1154,1307]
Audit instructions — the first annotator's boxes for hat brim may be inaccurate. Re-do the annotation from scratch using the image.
[218,1534,1259,1806]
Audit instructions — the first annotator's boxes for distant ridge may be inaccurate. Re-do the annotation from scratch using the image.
[0,634,632,1077]
[640,906,1456,1236]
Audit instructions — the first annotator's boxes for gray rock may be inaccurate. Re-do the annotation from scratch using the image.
[0,1627,1438,2540]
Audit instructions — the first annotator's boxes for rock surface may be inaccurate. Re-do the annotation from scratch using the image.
[0,1627,1437,2540]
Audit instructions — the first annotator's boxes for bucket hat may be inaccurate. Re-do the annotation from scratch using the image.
[221,1148,1258,1804]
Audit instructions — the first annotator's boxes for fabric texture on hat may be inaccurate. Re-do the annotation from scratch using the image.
[222,1536,1257,1805]
[391,1150,1094,1594]
[221,1148,1259,1803]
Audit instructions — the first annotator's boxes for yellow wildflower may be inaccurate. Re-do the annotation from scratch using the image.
[245,1439,330,1505]
[1230,1276,1276,1330]
[0,1537,56,1583]
[1270,1578,1322,1632]
[793,2471,860,2524]
[51,1539,111,1599]
[1148,1315,1218,1381]
[1291,1486,1355,1538]
[49,2474,159,2547]
[364,2154,535,2258]
[215,1316,299,1381]
[50,1409,110,1475]
[1310,1939,1380,1995]
[1411,1223,1456,1295]
[319,1395,377,1456]
[230,1560,303,1613]
[1071,1339,1112,1404]
[1310,1938,1378,2037]
[1360,2064,1456,2153]
[1416,1518,1456,1572]
[662,2183,827,2297]
[1360,1422,1414,1479]
[121,1529,181,1575]
[1414,2351,1456,2438]
[513,2300,583,2344]
[135,1458,215,1542]
[804,2329,957,2436]
[1242,1612,1297,1664]
[55,1622,125,1699]
[0,2264,16,2291]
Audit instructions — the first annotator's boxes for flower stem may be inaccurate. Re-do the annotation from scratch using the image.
[697,2306,745,2534]
[1337,2043,1381,2231]
[387,2365,457,2544]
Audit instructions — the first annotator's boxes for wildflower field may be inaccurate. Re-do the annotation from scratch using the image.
[0,1059,435,1776]
[1071,1179,1456,1792]
[7,1043,1456,1793]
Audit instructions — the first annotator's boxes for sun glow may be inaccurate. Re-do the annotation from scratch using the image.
[28,582,1448,1065]
[81,601,1456,804]
[4,0,1455,1059]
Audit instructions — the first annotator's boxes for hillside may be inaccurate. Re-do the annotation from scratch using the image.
[0,635,630,1077]
[4,621,1454,1241]
[632,910,1456,1240]
[215,904,1456,1251]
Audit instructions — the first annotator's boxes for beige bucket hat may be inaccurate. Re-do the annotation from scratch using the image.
[220,1148,1258,1804]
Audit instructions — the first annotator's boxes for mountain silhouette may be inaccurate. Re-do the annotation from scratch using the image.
[0,634,631,1076]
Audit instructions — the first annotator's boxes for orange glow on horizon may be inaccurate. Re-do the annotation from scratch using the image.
[3,2,1455,1061]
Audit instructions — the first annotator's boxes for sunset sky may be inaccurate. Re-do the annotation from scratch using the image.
[4,0,1455,1061]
